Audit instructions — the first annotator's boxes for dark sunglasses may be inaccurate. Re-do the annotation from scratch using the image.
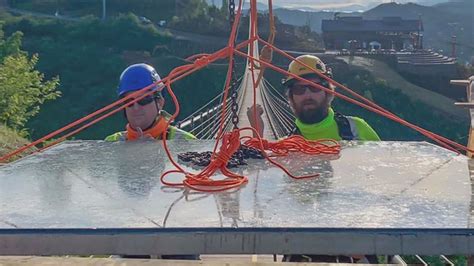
[289,80,329,95]
[122,95,156,106]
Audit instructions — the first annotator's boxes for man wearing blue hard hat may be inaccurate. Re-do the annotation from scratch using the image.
[106,64,198,260]
[106,63,196,141]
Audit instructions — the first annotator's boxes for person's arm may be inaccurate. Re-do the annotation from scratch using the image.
[170,127,197,140]
[353,118,380,141]
[246,104,265,137]
[104,131,125,142]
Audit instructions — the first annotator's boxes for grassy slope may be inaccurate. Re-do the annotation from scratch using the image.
[338,56,467,120]
[0,124,31,163]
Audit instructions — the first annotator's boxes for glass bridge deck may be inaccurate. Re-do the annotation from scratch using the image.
[0,140,472,255]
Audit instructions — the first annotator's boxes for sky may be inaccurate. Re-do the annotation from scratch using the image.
[243,0,449,11]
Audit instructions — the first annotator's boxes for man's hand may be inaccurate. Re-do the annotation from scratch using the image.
[260,45,273,64]
[247,104,264,137]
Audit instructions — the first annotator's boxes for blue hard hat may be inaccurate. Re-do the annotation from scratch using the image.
[117,63,163,97]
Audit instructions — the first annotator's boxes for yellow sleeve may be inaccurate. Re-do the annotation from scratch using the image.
[104,131,125,142]
[353,118,381,141]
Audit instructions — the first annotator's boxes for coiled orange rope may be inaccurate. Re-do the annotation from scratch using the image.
[161,127,341,192]
[243,135,340,156]
[161,129,248,192]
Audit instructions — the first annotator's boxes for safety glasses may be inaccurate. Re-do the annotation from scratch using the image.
[289,80,329,95]
[122,95,156,106]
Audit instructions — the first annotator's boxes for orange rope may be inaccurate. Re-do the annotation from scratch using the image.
[161,127,341,192]
[161,129,248,192]
[0,80,165,161]
[1,0,470,195]
[254,0,275,86]
[160,3,342,191]
[234,45,473,154]
[243,136,340,157]
[258,38,471,154]
[209,0,246,158]
[159,0,248,190]
[0,41,243,161]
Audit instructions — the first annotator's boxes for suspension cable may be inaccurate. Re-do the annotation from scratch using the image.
[178,91,225,125]
[197,100,232,134]
[235,46,471,153]
[3,0,472,194]
[263,80,294,118]
[263,96,294,135]
[258,83,280,138]
[195,101,233,139]
[260,83,290,137]
[184,98,231,132]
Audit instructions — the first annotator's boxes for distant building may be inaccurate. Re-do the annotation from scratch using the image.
[321,16,423,51]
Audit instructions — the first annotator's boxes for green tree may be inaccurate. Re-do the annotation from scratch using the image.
[0,30,60,130]
[0,30,23,60]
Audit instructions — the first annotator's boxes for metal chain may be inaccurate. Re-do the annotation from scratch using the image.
[228,0,235,27]
[178,145,264,168]
[230,82,239,128]
[228,0,239,129]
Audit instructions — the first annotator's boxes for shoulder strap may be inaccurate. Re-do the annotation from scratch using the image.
[165,127,172,140]
[333,111,355,140]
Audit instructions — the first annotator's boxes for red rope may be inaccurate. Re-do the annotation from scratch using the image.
[161,127,341,192]
[258,37,471,153]
[233,46,472,154]
[161,129,247,192]
[0,40,242,162]
[0,80,164,161]
[239,127,338,180]
[1,0,470,194]
[159,0,337,192]
[243,136,340,156]
[160,0,341,192]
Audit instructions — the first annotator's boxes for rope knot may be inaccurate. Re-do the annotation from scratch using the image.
[216,47,232,61]
[194,56,210,68]
[197,129,240,169]
[260,139,270,150]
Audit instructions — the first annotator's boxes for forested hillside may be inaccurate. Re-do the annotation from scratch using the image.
[2,13,230,139]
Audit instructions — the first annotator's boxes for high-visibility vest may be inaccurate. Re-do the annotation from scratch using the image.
[105,126,196,142]
[289,108,380,141]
